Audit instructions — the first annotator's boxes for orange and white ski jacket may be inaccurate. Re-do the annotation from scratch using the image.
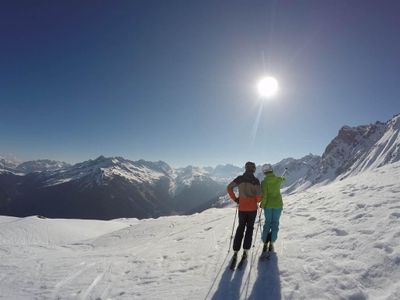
[227,172,262,211]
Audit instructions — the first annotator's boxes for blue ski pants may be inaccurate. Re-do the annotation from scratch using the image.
[261,208,283,243]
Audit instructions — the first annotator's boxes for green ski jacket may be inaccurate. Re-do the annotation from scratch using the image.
[260,173,285,208]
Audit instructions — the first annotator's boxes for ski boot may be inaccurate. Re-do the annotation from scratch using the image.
[237,250,248,269]
[260,241,270,260]
[269,241,275,252]
[230,252,238,270]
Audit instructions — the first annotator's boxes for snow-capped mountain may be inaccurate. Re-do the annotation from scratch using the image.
[1,155,69,174]
[0,154,21,171]
[271,154,321,193]
[317,121,387,182]
[208,164,243,183]
[41,156,174,188]
[342,113,400,177]
[279,113,400,193]
[174,166,211,191]
[15,159,70,174]
[312,113,400,184]
[172,165,225,212]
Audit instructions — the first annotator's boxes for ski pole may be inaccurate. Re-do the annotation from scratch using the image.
[258,207,263,236]
[252,207,263,248]
[228,204,238,253]
[281,168,288,177]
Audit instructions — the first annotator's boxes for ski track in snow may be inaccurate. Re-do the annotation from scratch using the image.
[1,162,400,299]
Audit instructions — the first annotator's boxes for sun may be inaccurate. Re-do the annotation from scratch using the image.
[257,76,279,98]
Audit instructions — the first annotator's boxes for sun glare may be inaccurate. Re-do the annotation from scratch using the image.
[257,76,279,99]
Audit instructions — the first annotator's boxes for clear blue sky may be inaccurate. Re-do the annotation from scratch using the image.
[1,0,400,167]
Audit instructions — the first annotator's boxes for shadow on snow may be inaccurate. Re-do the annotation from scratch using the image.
[248,253,281,300]
[211,258,246,300]
[211,253,281,300]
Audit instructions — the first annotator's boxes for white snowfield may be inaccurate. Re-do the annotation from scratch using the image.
[1,163,399,300]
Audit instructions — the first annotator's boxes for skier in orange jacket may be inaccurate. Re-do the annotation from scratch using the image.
[227,161,262,262]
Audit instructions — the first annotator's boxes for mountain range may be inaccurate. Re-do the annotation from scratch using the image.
[0,156,237,219]
[1,113,399,219]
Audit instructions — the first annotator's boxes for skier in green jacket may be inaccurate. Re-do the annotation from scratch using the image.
[260,163,285,254]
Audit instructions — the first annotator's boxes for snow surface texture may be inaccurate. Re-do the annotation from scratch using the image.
[1,162,400,299]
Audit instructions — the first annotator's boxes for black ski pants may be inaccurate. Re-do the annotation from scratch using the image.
[233,210,257,251]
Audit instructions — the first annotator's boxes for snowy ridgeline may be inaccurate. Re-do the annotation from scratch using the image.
[1,162,400,299]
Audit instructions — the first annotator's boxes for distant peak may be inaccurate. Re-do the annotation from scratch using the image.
[387,113,400,129]
[91,155,124,163]
[94,155,107,161]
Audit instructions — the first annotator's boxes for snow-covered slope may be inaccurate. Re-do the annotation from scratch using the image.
[1,162,399,299]
[0,216,133,245]
[319,114,400,182]
[282,113,400,193]
[344,113,400,177]
[318,121,386,183]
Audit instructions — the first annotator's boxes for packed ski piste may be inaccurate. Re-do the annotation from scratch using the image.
[1,162,400,299]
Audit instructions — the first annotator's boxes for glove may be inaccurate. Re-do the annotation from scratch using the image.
[234,197,239,204]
